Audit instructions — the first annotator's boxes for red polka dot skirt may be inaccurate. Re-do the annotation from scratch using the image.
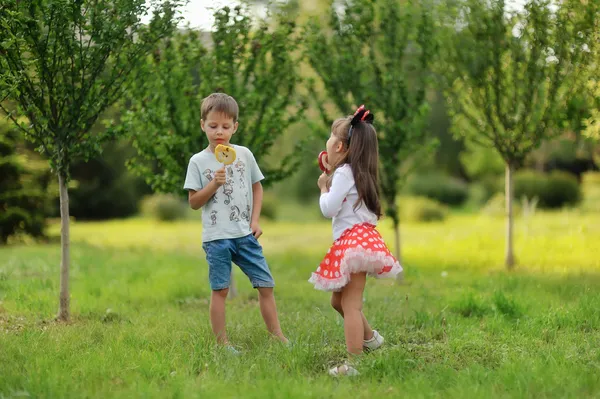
[309,223,403,292]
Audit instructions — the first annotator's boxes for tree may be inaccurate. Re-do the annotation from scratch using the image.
[119,5,308,194]
[582,56,600,141]
[0,0,181,321]
[583,80,600,140]
[441,0,597,268]
[118,5,308,296]
[304,0,438,263]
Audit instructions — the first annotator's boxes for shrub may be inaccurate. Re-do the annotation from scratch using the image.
[482,193,522,217]
[141,194,187,222]
[581,172,600,212]
[0,121,53,244]
[261,191,278,221]
[513,170,581,209]
[64,140,151,220]
[399,196,448,223]
[543,171,582,208]
[405,173,469,206]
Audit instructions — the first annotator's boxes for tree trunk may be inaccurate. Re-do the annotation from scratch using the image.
[391,204,404,282]
[505,161,516,269]
[228,271,237,298]
[393,219,402,264]
[57,173,70,321]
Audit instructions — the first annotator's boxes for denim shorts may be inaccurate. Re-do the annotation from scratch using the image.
[202,234,275,291]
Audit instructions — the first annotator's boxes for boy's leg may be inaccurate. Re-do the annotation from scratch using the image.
[257,287,287,343]
[203,240,233,345]
[211,288,229,344]
[331,291,374,341]
[340,272,367,355]
[233,234,287,343]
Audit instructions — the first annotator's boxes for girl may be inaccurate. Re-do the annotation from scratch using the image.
[309,105,402,376]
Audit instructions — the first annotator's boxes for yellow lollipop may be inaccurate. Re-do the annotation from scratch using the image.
[215,144,237,165]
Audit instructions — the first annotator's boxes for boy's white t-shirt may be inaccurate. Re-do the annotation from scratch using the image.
[183,145,264,242]
[319,164,378,241]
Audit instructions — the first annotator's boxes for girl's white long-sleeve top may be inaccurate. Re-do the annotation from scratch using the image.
[319,164,378,241]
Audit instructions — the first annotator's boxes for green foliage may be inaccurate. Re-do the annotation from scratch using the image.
[0,0,182,319]
[399,196,448,223]
[526,138,598,181]
[579,15,599,141]
[493,291,523,319]
[581,171,600,212]
[0,120,53,243]
[440,0,598,267]
[467,181,501,207]
[405,173,468,206]
[140,193,187,222]
[120,5,309,194]
[304,0,439,228]
[2,212,600,396]
[442,0,597,164]
[482,192,522,217]
[260,191,278,221]
[451,292,489,318]
[514,170,581,209]
[460,140,505,180]
[0,0,181,179]
[65,141,151,220]
[583,79,600,140]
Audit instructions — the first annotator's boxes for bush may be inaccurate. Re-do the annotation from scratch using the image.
[399,196,448,223]
[261,191,278,221]
[482,193,522,217]
[467,178,502,207]
[581,172,600,212]
[513,170,547,203]
[405,173,469,206]
[0,120,53,244]
[543,171,582,208]
[513,170,581,209]
[141,194,187,222]
[61,139,152,220]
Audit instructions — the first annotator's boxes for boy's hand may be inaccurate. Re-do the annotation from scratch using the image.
[317,173,329,193]
[213,166,226,186]
[251,221,263,239]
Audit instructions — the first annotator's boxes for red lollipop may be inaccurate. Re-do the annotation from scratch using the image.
[318,151,330,174]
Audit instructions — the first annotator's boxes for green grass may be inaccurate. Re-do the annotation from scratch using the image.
[1,211,600,398]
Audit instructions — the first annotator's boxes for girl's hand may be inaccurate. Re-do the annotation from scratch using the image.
[317,173,329,193]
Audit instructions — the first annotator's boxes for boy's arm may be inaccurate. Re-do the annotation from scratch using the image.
[188,166,226,210]
[250,181,263,238]
[188,182,218,210]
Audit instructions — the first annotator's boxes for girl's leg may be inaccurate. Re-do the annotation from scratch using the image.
[331,290,374,341]
[210,288,229,344]
[340,272,367,355]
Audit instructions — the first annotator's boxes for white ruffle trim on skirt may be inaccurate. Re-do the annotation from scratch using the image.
[308,247,403,292]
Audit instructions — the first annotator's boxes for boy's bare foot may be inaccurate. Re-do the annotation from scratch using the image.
[271,333,289,344]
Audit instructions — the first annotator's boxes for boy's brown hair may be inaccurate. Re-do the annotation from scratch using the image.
[201,93,239,122]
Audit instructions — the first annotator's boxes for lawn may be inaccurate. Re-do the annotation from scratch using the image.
[1,211,599,398]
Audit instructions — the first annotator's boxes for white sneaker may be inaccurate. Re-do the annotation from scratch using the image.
[328,363,359,377]
[224,345,241,356]
[363,330,384,352]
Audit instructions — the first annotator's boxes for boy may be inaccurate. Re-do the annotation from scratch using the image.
[184,93,288,351]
